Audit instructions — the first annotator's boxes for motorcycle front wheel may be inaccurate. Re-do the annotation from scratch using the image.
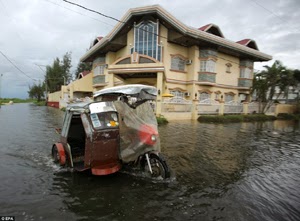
[141,153,170,179]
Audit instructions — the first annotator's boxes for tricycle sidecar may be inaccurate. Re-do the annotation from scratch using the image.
[52,84,170,178]
[52,101,121,175]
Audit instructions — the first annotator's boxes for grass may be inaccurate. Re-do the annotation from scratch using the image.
[276,113,300,120]
[156,115,169,125]
[0,98,46,106]
[198,114,277,123]
[0,98,36,104]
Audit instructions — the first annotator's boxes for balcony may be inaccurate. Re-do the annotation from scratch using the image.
[238,78,252,87]
[93,75,106,85]
[198,73,216,83]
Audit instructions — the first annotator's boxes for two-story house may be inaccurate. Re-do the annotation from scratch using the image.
[80,5,272,117]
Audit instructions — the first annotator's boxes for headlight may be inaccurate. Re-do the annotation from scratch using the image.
[151,134,156,142]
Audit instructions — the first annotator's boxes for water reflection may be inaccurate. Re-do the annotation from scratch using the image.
[1,104,300,220]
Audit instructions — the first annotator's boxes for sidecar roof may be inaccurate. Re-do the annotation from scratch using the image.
[94,84,157,99]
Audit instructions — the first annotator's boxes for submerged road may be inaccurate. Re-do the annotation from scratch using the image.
[0,103,300,220]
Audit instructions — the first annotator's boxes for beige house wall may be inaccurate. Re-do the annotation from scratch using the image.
[48,91,61,102]
[276,104,297,115]
[70,73,93,92]
[215,53,240,87]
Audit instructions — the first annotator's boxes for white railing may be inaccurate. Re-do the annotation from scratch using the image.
[162,97,192,112]
[224,101,243,114]
[248,102,260,114]
[197,98,220,115]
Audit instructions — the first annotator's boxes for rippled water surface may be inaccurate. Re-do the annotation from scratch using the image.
[0,103,300,221]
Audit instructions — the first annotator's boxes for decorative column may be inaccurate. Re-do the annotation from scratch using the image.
[219,101,224,115]
[243,102,249,115]
[156,72,163,116]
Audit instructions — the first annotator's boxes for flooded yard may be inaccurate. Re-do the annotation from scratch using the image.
[0,103,300,220]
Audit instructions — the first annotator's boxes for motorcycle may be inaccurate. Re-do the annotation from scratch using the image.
[52,84,170,179]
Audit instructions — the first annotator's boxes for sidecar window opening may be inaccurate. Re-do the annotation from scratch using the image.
[90,111,119,130]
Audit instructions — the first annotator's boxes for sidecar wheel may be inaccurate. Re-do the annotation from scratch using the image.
[52,145,59,163]
[52,143,66,166]
[141,153,170,179]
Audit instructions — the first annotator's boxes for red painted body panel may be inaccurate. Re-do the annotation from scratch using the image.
[47,102,59,108]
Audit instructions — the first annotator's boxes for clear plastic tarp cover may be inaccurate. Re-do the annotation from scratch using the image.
[94,84,157,99]
[114,101,160,163]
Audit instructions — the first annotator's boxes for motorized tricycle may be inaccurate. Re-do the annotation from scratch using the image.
[52,84,170,179]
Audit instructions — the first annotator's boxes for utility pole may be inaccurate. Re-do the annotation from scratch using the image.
[35,64,48,99]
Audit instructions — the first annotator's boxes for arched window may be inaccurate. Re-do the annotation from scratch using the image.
[134,20,161,61]
[170,90,184,98]
[199,92,210,101]
[225,93,234,103]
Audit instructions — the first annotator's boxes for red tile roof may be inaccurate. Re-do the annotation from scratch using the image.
[236,39,259,50]
[78,71,91,79]
[198,24,211,31]
[198,23,224,38]
[236,39,251,46]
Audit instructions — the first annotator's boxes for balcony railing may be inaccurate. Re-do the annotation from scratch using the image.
[198,73,216,83]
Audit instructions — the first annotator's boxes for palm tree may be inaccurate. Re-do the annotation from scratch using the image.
[252,60,294,113]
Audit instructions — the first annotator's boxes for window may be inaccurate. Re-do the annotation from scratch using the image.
[170,90,184,98]
[225,94,234,103]
[199,92,210,101]
[134,20,161,61]
[200,60,216,72]
[240,67,252,78]
[171,56,185,71]
[94,65,105,76]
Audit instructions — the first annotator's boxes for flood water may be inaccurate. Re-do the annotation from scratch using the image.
[0,103,300,221]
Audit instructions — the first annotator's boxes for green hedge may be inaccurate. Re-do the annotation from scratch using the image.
[156,115,168,125]
[198,114,277,123]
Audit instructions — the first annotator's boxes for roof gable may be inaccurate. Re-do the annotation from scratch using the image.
[198,23,224,38]
[236,39,259,50]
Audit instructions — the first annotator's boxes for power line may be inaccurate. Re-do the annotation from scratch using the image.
[43,0,114,27]
[0,50,36,81]
[62,0,124,23]
[249,0,300,33]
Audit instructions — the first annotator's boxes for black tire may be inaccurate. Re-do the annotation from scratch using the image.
[52,145,59,163]
[141,153,170,179]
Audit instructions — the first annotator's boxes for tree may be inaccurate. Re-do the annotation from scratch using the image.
[45,52,72,93]
[251,60,294,113]
[74,61,92,79]
[28,83,44,101]
[293,69,300,82]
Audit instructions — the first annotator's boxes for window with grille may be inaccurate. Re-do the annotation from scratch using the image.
[200,60,216,72]
[134,20,161,61]
[170,90,184,98]
[240,67,252,78]
[225,94,234,102]
[171,56,185,71]
[199,92,210,101]
[93,65,105,76]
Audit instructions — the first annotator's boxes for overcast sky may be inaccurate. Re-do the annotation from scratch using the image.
[0,0,299,98]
